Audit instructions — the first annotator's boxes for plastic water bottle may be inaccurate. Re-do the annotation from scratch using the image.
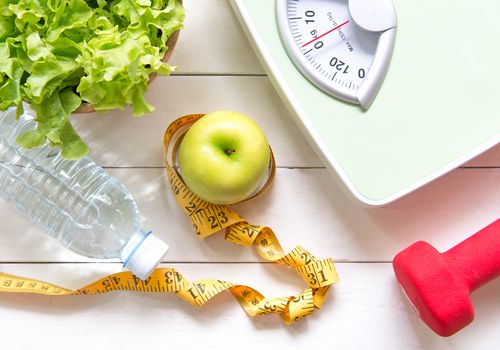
[0,107,169,279]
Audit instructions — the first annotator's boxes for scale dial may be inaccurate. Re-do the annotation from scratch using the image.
[277,0,397,109]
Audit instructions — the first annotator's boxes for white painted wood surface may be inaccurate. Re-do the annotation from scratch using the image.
[0,1,499,349]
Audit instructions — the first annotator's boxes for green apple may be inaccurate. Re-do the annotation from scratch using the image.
[178,111,271,204]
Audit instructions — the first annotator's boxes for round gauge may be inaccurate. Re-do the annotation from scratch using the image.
[276,0,397,109]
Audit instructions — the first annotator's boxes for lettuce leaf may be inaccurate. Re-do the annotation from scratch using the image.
[0,0,185,159]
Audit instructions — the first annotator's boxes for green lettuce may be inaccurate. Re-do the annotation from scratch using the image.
[0,0,185,159]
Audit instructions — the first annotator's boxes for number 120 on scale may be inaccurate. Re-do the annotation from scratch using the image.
[277,0,398,109]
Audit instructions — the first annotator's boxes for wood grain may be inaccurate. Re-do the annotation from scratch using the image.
[170,0,264,75]
[0,168,497,263]
[0,263,499,349]
[0,0,498,347]
[71,76,500,169]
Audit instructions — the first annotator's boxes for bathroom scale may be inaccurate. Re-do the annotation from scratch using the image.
[230,0,500,206]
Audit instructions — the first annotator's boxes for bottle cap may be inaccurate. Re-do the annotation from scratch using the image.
[124,233,169,280]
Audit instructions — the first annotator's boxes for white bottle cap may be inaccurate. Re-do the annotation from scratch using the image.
[124,233,169,280]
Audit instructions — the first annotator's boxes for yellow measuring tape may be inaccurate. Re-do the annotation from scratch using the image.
[0,114,339,324]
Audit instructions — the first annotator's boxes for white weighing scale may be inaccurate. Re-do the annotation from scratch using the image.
[230,0,500,206]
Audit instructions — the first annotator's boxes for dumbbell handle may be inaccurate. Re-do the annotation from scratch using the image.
[444,219,500,292]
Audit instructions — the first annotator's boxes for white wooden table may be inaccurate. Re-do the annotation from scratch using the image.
[1,1,499,348]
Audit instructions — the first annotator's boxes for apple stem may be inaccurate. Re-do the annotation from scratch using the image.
[225,149,236,155]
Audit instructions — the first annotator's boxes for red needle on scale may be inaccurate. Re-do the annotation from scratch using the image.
[301,20,350,47]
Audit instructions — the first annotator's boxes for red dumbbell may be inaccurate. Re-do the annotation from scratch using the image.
[393,219,500,336]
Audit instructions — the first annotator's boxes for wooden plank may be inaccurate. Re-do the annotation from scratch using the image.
[71,76,499,169]
[170,0,264,75]
[72,76,321,168]
[0,168,498,263]
[0,262,499,349]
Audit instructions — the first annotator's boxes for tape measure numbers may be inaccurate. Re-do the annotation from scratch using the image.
[0,268,319,322]
[0,114,339,324]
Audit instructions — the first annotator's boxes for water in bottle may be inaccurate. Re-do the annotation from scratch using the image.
[0,107,168,279]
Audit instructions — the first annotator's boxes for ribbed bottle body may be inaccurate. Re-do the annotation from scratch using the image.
[0,108,143,259]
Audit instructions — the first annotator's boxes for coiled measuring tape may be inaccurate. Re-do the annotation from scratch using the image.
[0,114,339,324]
